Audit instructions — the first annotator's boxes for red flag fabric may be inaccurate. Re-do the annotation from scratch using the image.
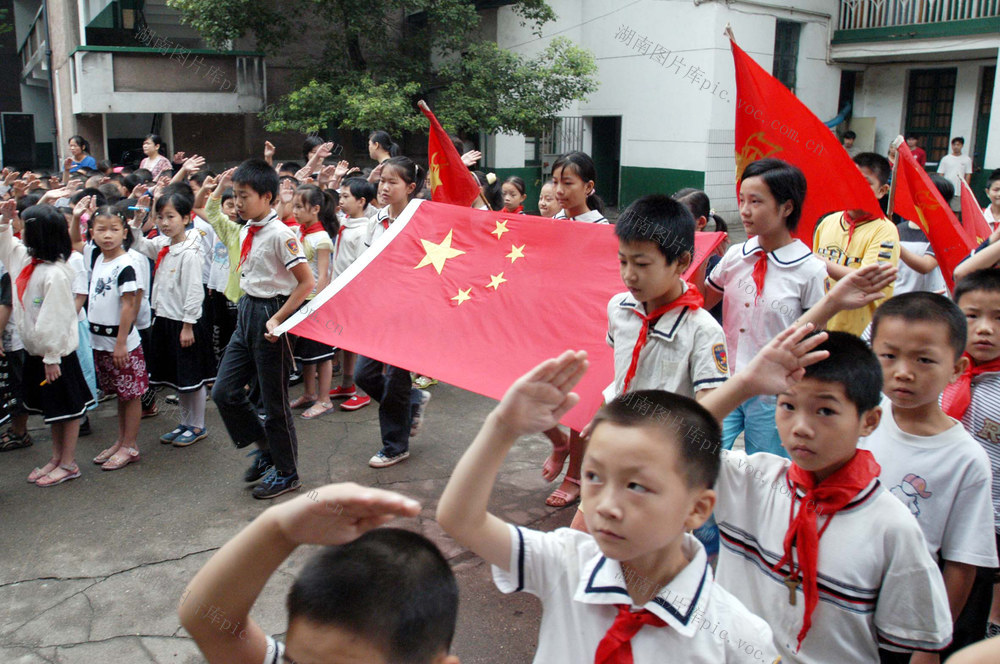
[959,179,993,246]
[277,200,725,430]
[892,142,976,291]
[730,39,882,243]
[418,101,482,208]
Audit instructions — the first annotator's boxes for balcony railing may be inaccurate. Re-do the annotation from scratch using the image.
[839,0,1000,30]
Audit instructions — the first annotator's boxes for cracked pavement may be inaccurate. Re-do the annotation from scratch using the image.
[0,382,572,663]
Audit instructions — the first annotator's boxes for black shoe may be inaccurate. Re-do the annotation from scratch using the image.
[251,467,301,499]
[244,449,273,483]
[79,416,92,437]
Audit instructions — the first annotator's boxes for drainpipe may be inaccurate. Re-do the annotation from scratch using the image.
[41,0,60,170]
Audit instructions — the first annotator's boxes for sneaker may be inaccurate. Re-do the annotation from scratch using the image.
[160,425,188,444]
[0,429,32,452]
[173,427,207,447]
[251,467,301,499]
[410,390,431,439]
[328,385,357,399]
[244,449,273,483]
[413,375,438,389]
[288,370,303,386]
[79,417,92,437]
[165,394,179,405]
[369,450,410,468]
[340,395,371,411]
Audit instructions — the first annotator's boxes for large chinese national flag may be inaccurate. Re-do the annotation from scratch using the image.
[418,101,482,208]
[731,39,882,243]
[892,142,976,292]
[277,200,725,430]
[959,179,993,246]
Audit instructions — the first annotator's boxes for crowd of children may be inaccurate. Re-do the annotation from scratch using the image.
[3,130,1000,662]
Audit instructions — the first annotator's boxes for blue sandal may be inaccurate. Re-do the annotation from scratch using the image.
[173,427,207,447]
[160,425,188,444]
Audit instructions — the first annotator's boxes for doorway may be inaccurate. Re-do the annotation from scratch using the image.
[590,116,621,210]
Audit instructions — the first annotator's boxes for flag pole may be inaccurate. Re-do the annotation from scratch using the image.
[887,135,904,218]
[724,23,736,42]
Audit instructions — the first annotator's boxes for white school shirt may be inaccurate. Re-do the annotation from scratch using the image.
[894,223,947,295]
[554,208,609,224]
[333,217,370,278]
[191,216,216,285]
[127,249,152,330]
[962,371,1000,532]
[88,253,142,352]
[364,206,393,248]
[715,450,952,662]
[67,252,88,324]
[603,286,729,402]
[706,238,826,374]
[937,154,973,194]
[131,230,205,324]
[984,207,1000,232]
[858,397,997,567]
[238,212,307,298]
[493,525,779,664]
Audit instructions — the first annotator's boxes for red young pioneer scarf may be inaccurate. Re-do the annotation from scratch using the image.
[594,604,667,664]
[15,258,43,304]
[942,353,1000,419]
[154,246,170,271]
[302,223,325,237]
[774,450,881,652]
[621,284,704,394]
[510,205,524,215]
[238,224,263,267]
[751,252,767,303]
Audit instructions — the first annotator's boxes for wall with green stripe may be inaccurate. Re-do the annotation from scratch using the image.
[619,166,705,209]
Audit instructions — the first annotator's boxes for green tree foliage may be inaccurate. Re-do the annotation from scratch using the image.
[0,8,13,36]
[167,0,597,136]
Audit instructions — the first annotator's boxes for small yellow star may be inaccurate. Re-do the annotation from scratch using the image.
[415,229,465,274]
[451,287,472,305]
[486,272,507,290]
[506,244,525,263]
[491,220,509,240]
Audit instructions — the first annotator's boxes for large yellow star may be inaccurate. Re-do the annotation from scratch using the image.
[415,229,465,274]
[506,244,525,263]
[486,272,507,290]
[451,287,472,305]
[491,220,509,240]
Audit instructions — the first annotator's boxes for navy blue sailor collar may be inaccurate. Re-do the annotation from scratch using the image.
[573,533,712,636]
[740,236,813,268]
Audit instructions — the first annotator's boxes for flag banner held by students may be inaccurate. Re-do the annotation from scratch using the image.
[959,179,993,246]
[730,39,882,243]
[892,142,976,292]
[277,200,725,430]
[419,100,482,208]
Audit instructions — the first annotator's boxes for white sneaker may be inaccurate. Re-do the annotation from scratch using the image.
[410,390,431,438]
[368,451,410,468]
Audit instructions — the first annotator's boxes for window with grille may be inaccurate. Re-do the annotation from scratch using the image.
[773,21,801,93]
[904,68,957,165]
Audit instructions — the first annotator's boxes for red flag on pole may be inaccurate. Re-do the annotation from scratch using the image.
[730,38,882,243]
[276,200,725,430]
[418,100,482,208]
[959,179,993,246]
[891,142,976,291]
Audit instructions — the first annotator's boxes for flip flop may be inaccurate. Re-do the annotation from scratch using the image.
[546,476,581,508]
[302,402,334,419]
[93,446,120,464]
[102,447,140,471]
[36,464,81,487]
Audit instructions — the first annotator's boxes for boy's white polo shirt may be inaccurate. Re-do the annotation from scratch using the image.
[706,237,826,374]
[493,525,778,663]
[604,285,729,401]
[238,211,307,298]
[859,396,997,567]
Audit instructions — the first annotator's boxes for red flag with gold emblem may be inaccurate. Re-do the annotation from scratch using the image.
[959,179,994,246]
[418,100,482,207]
[276,200,725,430]
[892,142,976,291]
[730,39,882,243]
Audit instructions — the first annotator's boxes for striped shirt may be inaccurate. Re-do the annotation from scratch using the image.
[962,371,1000,532]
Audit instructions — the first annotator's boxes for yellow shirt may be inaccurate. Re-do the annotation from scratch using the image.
[813,211,900,335]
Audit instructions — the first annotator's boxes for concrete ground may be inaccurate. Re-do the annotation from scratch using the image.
[0,381,574,663]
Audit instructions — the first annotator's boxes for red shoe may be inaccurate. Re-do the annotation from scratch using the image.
[328,385,357,399]
[340,395,371,411]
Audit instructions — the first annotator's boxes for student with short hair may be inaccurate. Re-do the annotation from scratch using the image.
[861,292,997,656]
[812,152,900,335]
[937,137,973,212]
[698,326,952,663]
[950,270,1000,638]
[437,351,778,663]
[209,160,315,499]
[180,482,459,664]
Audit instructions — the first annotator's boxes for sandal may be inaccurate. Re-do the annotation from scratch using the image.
[36,463,81,487]
[541,427,570,482]
[93,445,121,464]
[289,395,316,409]
[546,476,581,508]
[102,447,140,471]
[28,459,61,483]
[302,402,334,419]
[0,429,33,451]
